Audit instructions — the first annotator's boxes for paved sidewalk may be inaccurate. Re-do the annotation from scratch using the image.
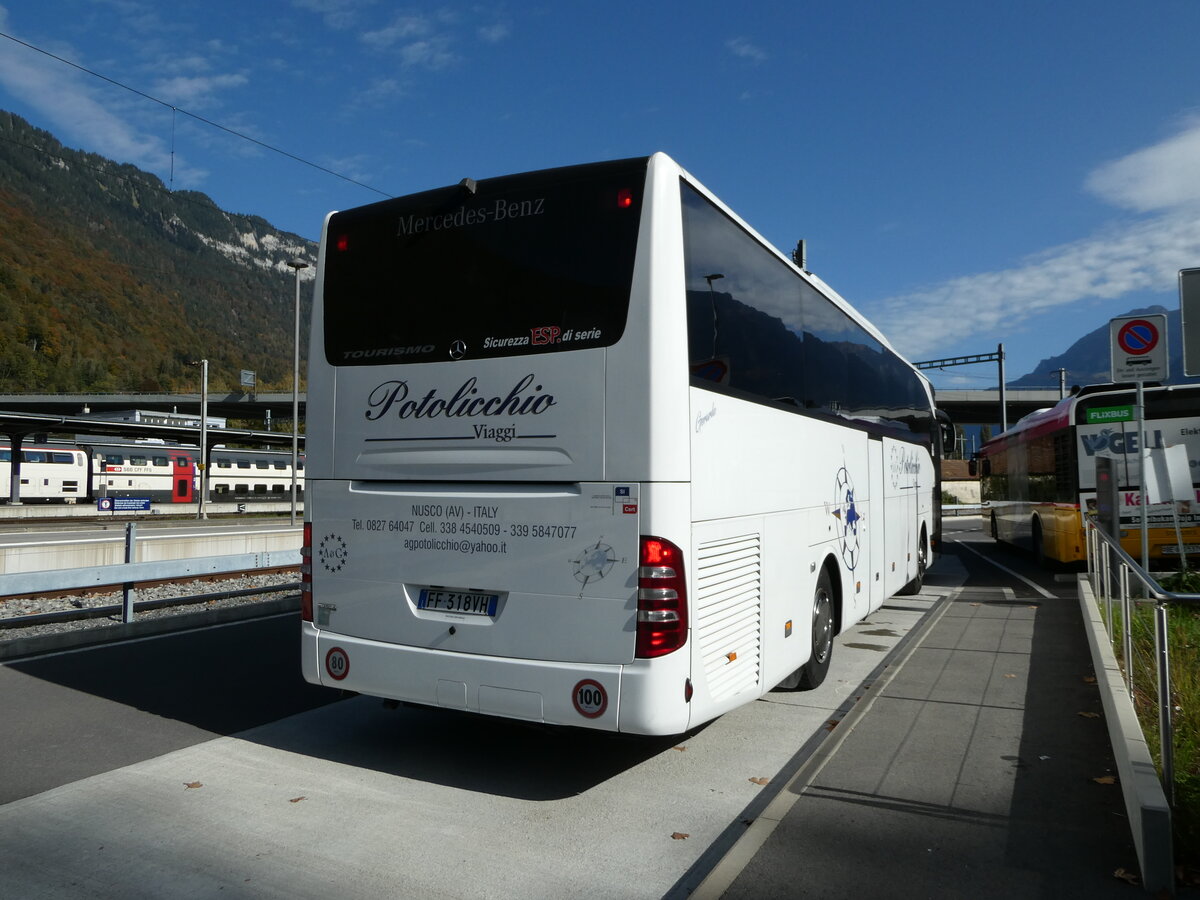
[694,584,1144,898]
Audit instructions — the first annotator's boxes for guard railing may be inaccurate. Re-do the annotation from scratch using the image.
[0,522,299,625]
[1085,518,1199,807]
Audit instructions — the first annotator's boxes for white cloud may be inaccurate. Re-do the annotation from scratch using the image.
[477,23,510,43]
[292,0,372,31]
[1085,117,1200,212]
[360,13,458,69]
[153,73,248,109]
[361,14,430,49]
[870,119,1200,361]
[726,37,767,64]
[0,30,205,186]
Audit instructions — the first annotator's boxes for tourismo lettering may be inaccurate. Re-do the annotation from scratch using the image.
[365,374,557,421]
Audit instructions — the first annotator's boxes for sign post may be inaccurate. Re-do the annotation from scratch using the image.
[1180,268,1200,376]
[1110,313,1168,569]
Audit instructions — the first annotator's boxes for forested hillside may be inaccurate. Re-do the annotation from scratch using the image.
[0,111,316,394]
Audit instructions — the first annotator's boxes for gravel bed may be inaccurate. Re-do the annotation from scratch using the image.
[0,572,300,642]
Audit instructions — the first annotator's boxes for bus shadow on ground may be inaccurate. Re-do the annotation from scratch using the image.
[239,694,689,801]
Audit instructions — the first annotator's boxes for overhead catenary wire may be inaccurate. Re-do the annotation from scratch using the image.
[0,30,393,200]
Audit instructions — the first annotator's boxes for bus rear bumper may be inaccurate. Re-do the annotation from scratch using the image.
[301,622,691,735]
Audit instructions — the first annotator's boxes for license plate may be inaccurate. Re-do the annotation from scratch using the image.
[418,588,499,616]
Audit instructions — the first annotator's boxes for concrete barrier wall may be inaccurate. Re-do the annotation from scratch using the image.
[0,525,300,575]
[1076,575,1174,893]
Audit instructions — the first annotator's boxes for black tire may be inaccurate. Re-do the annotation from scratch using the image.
[1032,517,1045,568]
[798,568,834,690]
[896,532,927,596]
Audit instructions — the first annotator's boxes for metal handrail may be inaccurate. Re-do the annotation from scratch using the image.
[1085,520,1198,807]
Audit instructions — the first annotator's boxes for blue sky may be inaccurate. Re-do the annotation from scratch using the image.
[0,1,1199,390]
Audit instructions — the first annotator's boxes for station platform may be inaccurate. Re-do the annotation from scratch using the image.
[688,572,1155,897]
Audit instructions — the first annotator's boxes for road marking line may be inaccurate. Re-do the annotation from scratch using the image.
[953,539,1058,600]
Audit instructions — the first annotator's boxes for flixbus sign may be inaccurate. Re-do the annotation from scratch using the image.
[1086,405,1134,424]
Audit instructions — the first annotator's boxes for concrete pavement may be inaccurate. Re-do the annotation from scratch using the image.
[687,575,1147,898]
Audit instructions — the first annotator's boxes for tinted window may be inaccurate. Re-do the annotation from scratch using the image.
[680,182,930,436]
[322,158,648,365]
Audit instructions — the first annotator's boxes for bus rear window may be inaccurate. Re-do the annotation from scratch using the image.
[322,157,647,365]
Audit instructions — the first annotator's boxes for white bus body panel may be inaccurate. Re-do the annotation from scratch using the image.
[309,480,641,664]
[302,152,936,735]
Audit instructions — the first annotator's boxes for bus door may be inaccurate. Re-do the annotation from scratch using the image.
[172,454,194,502]
[868,438,886,612]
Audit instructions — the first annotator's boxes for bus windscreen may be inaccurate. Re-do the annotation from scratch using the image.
[322,157,648,366]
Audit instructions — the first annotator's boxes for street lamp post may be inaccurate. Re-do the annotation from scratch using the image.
[286,259,309,526]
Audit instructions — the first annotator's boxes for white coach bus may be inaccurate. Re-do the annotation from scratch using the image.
[300,153,942,735]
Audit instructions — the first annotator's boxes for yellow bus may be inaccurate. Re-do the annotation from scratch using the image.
[977,383,1200,565]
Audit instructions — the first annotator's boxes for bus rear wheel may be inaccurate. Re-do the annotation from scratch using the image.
[1032,517,1046,567]
[896,531,927,596]
[798,568,834,689]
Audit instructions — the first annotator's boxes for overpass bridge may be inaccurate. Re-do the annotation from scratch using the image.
[0,389,1061,434]
[0,391,300,423]
[933,389,1064,429]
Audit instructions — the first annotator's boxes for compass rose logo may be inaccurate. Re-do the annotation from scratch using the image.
[571,539,616,585]
[831,466,861,571]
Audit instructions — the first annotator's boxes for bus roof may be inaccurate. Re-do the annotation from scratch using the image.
[978,382,1200,454]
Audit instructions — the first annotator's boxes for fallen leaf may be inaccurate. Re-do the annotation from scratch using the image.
[1112,867,1139,885]
[824,720,839,732]
[1078,711,1101,719]
[289,796,306,803]
[671,832,689,840]
[672,746,687,752]
[749,777,769,786]
[184,781,203,790]
[1093,775,1117,785]
[1083,676,1097,684]
[1003,673,1016,679]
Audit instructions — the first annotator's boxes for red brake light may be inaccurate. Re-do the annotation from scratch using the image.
[617,188,633,209]
[336,234,350,251]
[636,535,688,658]
[300,522,313,622]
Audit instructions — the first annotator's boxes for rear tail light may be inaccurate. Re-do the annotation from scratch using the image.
[636,536,688,658]
[300,522,313,622]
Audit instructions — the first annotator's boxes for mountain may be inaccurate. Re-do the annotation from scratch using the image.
[1009,305,1199,389]
[0,110,316,395]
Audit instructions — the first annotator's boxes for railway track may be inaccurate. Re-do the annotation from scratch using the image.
[0,568,300,639]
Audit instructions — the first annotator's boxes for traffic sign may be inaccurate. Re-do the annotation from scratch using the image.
[1110,314,1167,382]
